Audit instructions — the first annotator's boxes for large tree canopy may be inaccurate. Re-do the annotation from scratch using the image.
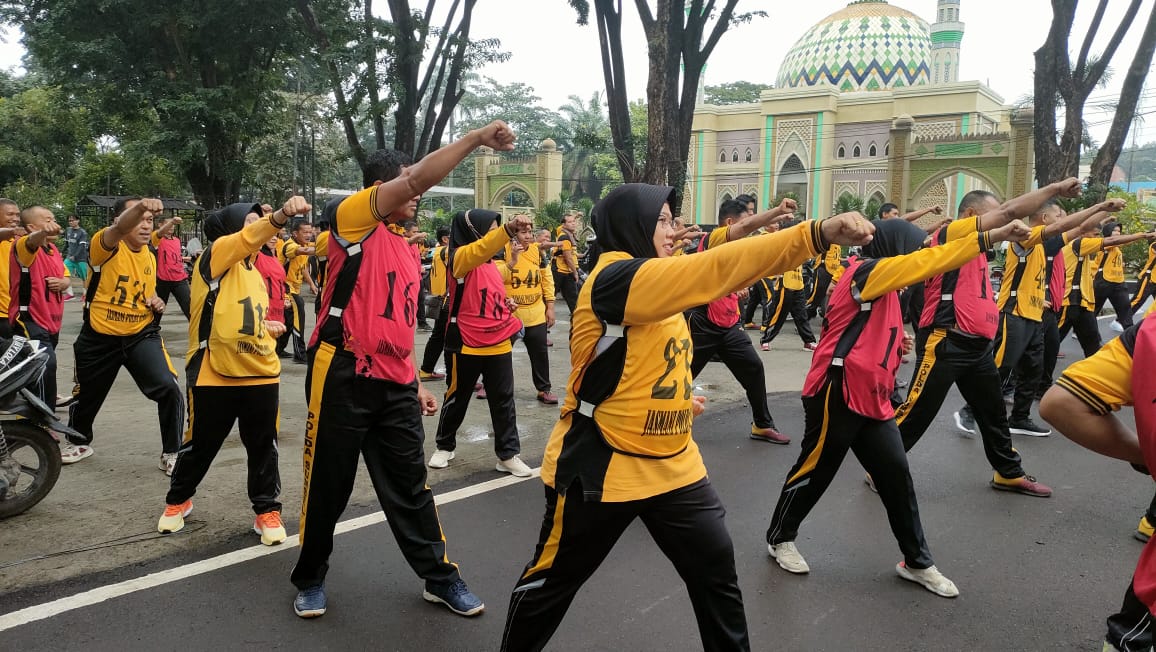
[296,0,508,168]
[1,0,301,209]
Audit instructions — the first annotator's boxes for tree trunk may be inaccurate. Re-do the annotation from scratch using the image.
[388,0,421,155]
[1089,4,1156,200]
[593,0,639,182]
[364,0,387,150]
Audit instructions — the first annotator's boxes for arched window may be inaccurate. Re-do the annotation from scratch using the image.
[745,148,753,162]
[719,150,727,163]
[852,144,861,158]
[884,142,890,156]
[837,145,846,159]
[868,143,877,157]
[732,149,739,163]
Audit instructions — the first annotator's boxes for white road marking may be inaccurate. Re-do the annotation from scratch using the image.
[0,468,541,632]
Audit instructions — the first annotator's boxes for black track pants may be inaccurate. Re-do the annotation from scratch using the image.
[503,477,749,652]
[156,279,191,319]
[434,351,520,460]
[895,328,1025,479]
[691,322,775,430]
[67,324,184,453]
[767,374,933,570]
[166,382,281,514]
[291,343,460,590]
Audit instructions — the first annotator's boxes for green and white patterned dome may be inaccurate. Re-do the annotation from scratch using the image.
[777,0,932,92]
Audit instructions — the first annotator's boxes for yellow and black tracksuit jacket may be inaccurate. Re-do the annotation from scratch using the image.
[500,243,555,328]
[541,220,827,502]
[187,218,282,387]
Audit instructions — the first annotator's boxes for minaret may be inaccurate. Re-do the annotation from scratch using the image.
[930,0,964,84]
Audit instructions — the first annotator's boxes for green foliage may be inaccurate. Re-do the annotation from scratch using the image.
[557,92,610,202]
[774,190,801,208]
[704,80,773,105]
[4,0,305,208]
[456,77,561,154]
[1106,189,1156,274]
[834,194,865,215]
[865,197,883,222]
[0,85,91,190]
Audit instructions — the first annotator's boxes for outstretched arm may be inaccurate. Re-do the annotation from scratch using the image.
[1041,332,1142,465]
[592,213,874,326]
[1046,198,1127,239]
[722,198,798,242]
[902,205,942,222]
[102,198,164,250]
[977,177,1083,230]
[375,121,515,220]
[857,221,1030,302]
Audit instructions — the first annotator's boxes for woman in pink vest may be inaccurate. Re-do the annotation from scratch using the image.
[429,209,532,477]
[151,213,191,319]
[766,217,1030,599]
[255,233,288,325]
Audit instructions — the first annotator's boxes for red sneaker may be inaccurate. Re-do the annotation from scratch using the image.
[536,391,559,405]
[990,473,1052,497]
[750,426,790,445]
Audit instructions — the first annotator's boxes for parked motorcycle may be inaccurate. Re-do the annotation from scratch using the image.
[0,337,78,519]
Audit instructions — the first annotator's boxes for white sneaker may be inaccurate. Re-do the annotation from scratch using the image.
[896,562,959,598]
[159,453,178,476]
[768,542,810,574]
[60,441,93,464]
[496,456,533,477]
[428,449,454,469]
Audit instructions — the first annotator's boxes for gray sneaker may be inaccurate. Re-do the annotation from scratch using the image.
[768,542,810,574]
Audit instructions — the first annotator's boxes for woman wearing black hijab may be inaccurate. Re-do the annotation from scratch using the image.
[430,209,535,476]
[765,217,1030,600]
[159,197,309,544]
[501,184,875,651]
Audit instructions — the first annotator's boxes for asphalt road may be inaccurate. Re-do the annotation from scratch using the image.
[1,333,1148,652]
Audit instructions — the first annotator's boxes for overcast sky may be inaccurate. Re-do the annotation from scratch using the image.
[1,1,1152,144]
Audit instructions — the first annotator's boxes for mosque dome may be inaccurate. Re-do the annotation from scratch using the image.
[776,1,932,92]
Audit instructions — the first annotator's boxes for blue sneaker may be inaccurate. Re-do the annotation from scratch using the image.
[294,585,327,618]
[423,578,485,616]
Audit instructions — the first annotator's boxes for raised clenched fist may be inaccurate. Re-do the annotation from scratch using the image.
[777,198,798,214]
[139,198,164,215]
[170,216,183,225]
[505,213,533,237]
[820,212,875,247]
[1104,198,1127,212]
[1056,177,1083,198]
[477,120,516,152]
[990,220,1031,244]
[42,221,63,238]
[281,196,311,218]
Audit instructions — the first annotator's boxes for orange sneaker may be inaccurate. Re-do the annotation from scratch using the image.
[158,500,192,534]
[254,511,287,546]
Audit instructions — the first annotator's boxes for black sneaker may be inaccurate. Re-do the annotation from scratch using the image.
[1009,419,1051,437]
[423,578,484,616]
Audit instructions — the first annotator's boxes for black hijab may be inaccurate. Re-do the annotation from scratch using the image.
[449,209,502,248]
[203,202,262,242]
[590,183,676,259]
[1102,221,1121,238]
[861,218,926,259]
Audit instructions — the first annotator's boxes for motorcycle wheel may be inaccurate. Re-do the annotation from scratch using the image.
[0,422,62,519]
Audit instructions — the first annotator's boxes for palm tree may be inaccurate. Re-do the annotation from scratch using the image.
[557,92,611,201]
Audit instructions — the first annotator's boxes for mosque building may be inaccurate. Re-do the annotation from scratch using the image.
[686,0,1035,223]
